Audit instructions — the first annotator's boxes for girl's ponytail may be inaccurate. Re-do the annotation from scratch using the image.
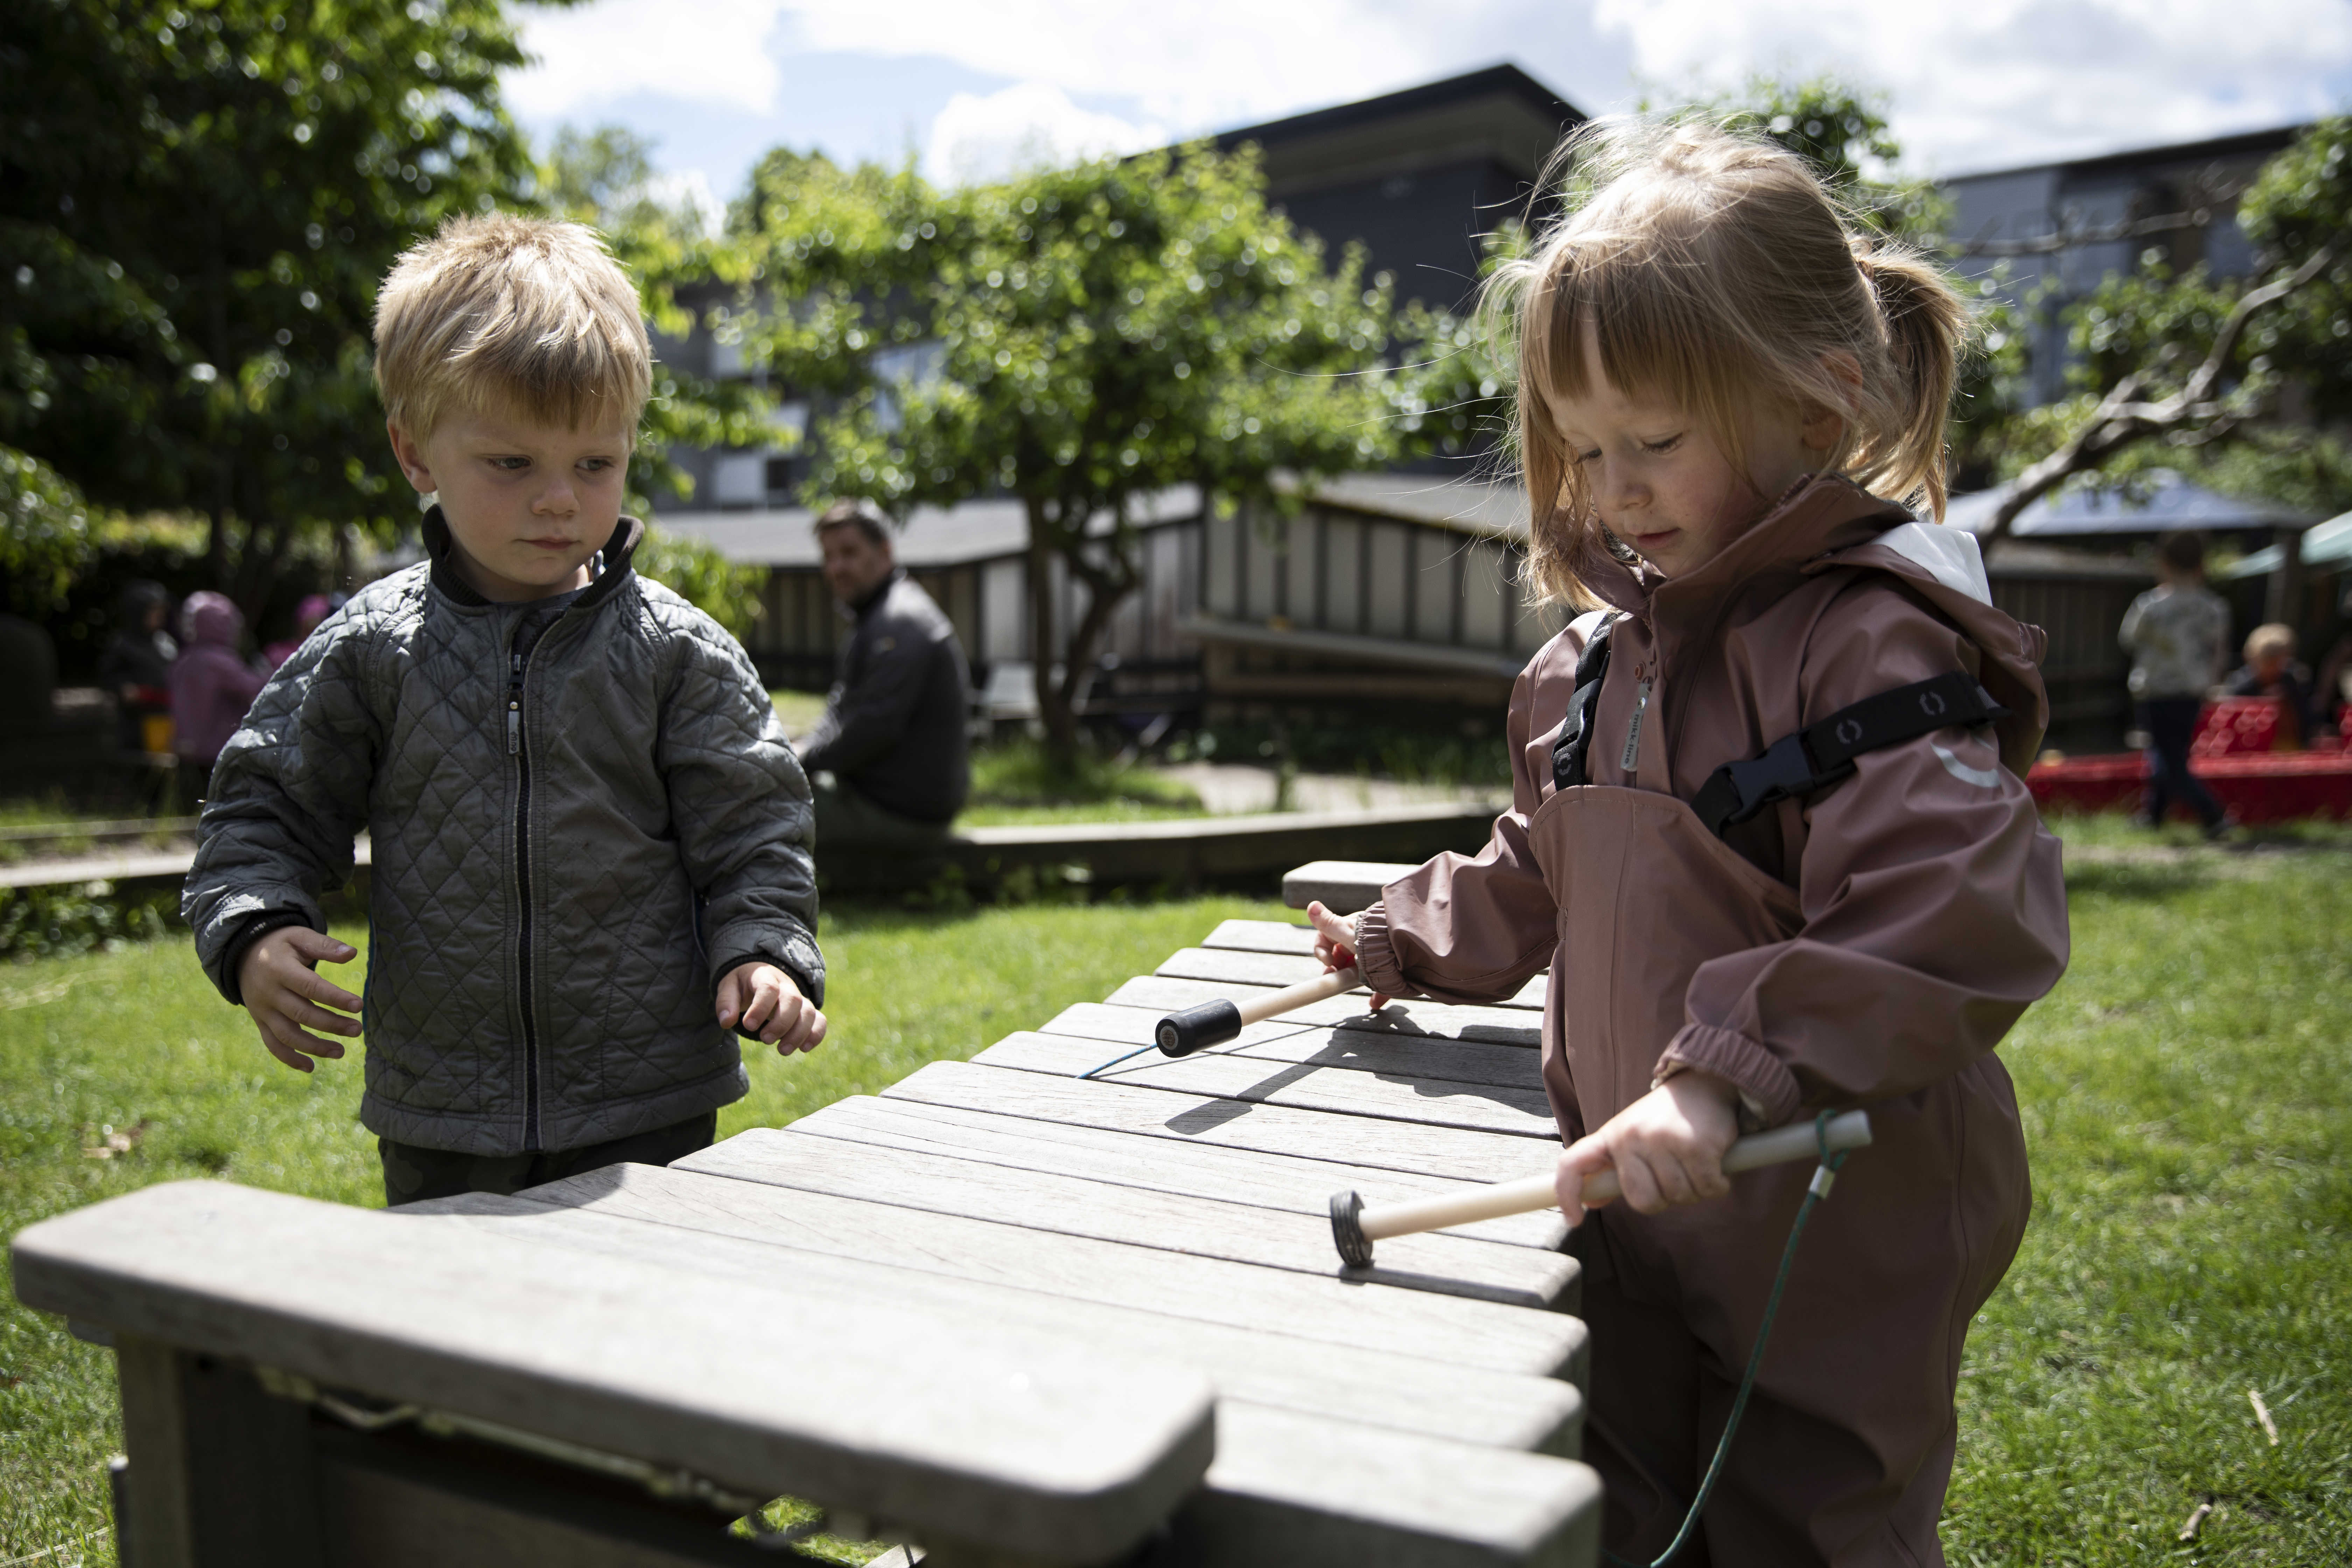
[1854,246,1967,520]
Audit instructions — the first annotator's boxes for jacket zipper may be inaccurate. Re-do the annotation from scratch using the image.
[509,643,541,1152]
[1620,674,1653,780]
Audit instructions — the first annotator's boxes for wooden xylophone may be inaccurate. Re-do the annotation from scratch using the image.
[10,863,1602,1566]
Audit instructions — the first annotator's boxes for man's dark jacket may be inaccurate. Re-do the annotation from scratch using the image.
[182,510,822,1156]
[802,569,970,822]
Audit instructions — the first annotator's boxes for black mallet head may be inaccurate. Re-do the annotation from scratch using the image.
[1329,1189,1372,1268]
[1154,999,1243,1057]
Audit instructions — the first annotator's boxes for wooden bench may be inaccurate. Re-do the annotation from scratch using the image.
[11,863,1599,1566]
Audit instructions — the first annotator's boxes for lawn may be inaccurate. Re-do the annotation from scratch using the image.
[2,823,2348,1563]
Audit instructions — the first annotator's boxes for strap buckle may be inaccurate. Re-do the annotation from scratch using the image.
[1716,733,1852,827]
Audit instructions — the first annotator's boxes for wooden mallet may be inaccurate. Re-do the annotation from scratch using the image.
[1153,966,1367,1057]
[1328,1109,1874,1266]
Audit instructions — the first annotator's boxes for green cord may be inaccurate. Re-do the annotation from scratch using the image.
[1604,1111,1853,1568]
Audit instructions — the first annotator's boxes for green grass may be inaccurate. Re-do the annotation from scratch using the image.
[958,737,1205,827]
[1941,824,2352,1564]
[0,893,1288,1564]
[3,824,2349,1562]
[770,688,829,738]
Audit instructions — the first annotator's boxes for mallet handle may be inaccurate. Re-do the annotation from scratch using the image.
[1358,1110,1874,1243]
[1233,966,1361,1028]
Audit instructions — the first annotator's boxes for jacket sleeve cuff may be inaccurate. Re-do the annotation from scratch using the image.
[710,921,826,1010]
[216,912,318,1007]
[1656,1023,1802,1128]
[1351,901,1418,999]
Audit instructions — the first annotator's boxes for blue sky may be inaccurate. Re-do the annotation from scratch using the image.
[503,0,2352,218]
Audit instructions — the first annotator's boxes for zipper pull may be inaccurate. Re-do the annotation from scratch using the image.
[507,650,523,756]
[1621,677,1653,778]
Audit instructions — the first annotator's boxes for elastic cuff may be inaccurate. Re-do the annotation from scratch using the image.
[711,933,826,1010]
[1655,1023,1802,1128]
[219,912,315,1007]
[1350,901,1414,999]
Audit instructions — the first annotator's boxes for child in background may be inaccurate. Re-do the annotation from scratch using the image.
[2119,530,2233,832]
[262,592,340,671]
[2222,622,2314,750]
[167,591,267,787]
[98,581,176,754]
[1308,121,2068,1566]
[183,214,825,1205]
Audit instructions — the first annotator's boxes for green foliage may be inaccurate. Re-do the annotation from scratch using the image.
[1968,117,2352,513]
[0,444,95,611]
[734,142,1401,753]
[1698,76,1950,238]
[632,526,765,639]
[0,0,543,614]
[0,882,179,961]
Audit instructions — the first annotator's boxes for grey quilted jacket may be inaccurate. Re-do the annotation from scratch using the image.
[184,511,823,1156]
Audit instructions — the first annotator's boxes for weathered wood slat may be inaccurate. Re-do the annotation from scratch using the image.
[11,1181,1213,1564]
[1192,1404,1602,1568]
[1101,976,1542,1047]
[678,1128,1572,1312]
[510,1163,1584,1380]
[867,1404,1600,1568]
[1154,947,1548,1010]
[1040,1003,1545,1091]
[974,1032,1560,1140]
[790,1096,1569,1253]
[413,1191,1586,1452]
[1202,918,1320,955]
[883,1061,1559,1185]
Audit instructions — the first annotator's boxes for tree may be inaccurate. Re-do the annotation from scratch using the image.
[1973,117,2351,540]
[2,0,541,619]
[737,144,1401,764]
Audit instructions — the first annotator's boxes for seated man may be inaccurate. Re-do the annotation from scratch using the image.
[802,500,972,848]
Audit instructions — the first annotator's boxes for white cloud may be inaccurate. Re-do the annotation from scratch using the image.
[503,0,2352,194]
[1587,0,2352,172]
[923,83,1165,186]
[508,0,792,120]
[778,0,1437,128]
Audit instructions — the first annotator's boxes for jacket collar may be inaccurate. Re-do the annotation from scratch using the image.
[422,506,644,611]
[1569,473,1913,634]
[845,566,903,621]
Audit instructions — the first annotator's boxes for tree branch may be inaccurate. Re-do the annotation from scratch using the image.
[1982,243,2337,539]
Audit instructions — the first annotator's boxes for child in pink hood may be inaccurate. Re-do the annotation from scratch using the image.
[1311,120,2068,1567]
[169,591,268,778]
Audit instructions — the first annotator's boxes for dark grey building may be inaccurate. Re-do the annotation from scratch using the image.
[1942,126,2302,406]
[1214,64,1584,315]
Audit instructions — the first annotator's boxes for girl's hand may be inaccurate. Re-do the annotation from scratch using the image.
[1305,900,1359,969]
[1554,1071,1740,1226]
[1305,901,1390,1010]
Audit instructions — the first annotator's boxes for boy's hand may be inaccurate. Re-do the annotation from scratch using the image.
[718,962,826,1056]
[1554,1070,1739,1226]
[1305,899,1390,1010]
[238,927,362,1073]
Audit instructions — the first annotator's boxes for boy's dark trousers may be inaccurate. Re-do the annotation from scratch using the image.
[379,1112,717,1207]
[2138,696,2225,827]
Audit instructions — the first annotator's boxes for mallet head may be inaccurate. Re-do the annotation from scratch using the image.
[1155,999,1243,1057]
[1329,1189,1372,1268]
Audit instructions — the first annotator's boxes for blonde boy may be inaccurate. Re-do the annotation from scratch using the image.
[183,214,825,1204]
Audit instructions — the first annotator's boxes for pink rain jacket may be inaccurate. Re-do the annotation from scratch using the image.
[1354,475,2070,1563]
